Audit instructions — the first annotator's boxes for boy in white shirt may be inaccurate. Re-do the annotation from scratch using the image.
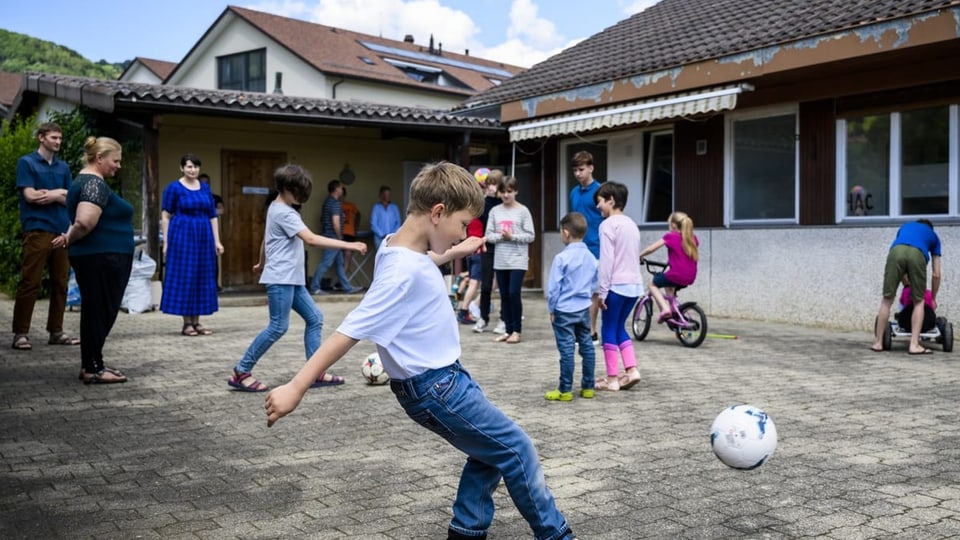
[265,162,576,540]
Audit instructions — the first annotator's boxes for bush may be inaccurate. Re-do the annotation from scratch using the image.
[0,114,40,295]
[0,109,95,297]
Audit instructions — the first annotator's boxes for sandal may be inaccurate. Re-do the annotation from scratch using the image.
[49,332,80,345]
[181,324,199,336]
[310,371,345,388]
[228,370,269,392]
[12,334,32,350]
[596,377,621,391]
[192,324,213,336]
[618,371,642,390]
[83,367,127,385]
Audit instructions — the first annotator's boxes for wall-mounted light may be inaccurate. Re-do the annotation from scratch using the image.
[339,164,355,185]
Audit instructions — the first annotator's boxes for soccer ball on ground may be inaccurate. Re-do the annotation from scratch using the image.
[710,404,777,470]
[361,353,389,385]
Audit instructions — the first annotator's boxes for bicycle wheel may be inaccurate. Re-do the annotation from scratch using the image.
[674,302,707,348]
[632,297,653,341]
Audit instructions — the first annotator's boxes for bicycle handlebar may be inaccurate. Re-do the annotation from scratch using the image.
[640,258,668,274]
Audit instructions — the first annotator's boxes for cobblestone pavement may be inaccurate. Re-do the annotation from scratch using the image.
[2,292,959,539]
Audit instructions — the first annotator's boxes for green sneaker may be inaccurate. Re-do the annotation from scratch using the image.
[544,389,573,401]
[580,389,595,399]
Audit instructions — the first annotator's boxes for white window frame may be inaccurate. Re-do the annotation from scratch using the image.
[835,104,959,222]
[724,104,800,226]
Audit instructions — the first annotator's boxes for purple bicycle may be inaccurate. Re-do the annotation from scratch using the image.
[632,259,707,348]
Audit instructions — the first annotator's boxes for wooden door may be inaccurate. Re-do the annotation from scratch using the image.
[221,150,287,290]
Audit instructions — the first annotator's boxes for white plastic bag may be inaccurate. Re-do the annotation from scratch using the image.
[121,250,157,314]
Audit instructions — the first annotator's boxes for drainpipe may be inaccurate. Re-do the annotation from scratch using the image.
[331,77,346,99]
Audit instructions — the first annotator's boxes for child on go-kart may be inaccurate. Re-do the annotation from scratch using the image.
[896,281,936,333]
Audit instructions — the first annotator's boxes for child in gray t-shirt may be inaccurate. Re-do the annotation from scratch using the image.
[228,164,366,392]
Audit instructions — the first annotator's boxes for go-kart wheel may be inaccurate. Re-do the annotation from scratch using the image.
[882,321,892,351]
[943,322,953,353]
[936,316,946,329]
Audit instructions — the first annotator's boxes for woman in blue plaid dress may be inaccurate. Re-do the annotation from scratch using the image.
[160,154,223,335]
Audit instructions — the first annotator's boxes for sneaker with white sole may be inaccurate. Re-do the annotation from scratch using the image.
[472,319,488,333]
[493,320,506,335]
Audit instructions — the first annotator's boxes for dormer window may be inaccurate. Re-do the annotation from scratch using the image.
[217,48,266,92]
[382,58,469,90]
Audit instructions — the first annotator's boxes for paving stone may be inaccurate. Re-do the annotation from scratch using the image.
[3,294,960,538]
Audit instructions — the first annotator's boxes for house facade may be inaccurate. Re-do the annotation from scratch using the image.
[459,0,960,330]
[118,57,177,85]
[166,6,523,109]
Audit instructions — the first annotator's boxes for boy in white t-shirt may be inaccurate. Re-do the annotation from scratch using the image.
[228,164,367,392]
[265,162,576,540]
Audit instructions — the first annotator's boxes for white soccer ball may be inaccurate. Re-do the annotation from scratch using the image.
[710,404,778,470]
[360,352,389,385]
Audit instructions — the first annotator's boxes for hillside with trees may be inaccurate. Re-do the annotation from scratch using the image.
[0,29,127,79]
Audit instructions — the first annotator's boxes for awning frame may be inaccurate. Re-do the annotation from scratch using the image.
[508,83,754,141]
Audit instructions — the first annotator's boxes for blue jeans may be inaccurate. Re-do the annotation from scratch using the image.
[235,284,323,374]
[309,246,352,292]
[391,362,574,540]
[551,308,595,393]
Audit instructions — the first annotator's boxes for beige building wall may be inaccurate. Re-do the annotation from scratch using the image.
[156,115,447,273]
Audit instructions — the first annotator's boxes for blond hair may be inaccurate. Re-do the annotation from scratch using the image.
[485,168,504,188]
[407,162,483,217]
[83,136,121,165]
[669,211,698,261]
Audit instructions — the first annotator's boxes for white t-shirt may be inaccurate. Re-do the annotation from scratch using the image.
[261,202,306,285]
[337,239,461,379]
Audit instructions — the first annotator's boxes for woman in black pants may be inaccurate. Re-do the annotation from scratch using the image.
[53,136,134,384]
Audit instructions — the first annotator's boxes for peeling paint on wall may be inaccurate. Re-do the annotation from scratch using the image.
[520,81,614,116]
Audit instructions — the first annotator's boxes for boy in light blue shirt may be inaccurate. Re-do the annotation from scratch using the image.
[545,212,598,401]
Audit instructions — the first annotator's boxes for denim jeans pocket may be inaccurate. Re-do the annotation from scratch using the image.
[405,408,455,439]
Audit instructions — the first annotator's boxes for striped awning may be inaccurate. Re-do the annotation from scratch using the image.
[508,84,751,142]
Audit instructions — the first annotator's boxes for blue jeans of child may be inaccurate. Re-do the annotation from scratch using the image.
[390,362,574,540]
[235,284,323,374]
[495,269,526,334]
[309,246,352,292]
[551,308,596,393]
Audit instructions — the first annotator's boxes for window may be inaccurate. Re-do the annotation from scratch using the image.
[642,131,674,224]
[217,49,266,92]
[727,109,798,222]
[838,104,958,219]
[382,58,469,90]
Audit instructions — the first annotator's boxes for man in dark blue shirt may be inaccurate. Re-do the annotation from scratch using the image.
[309,179,357,294]
[12,122,79,350]
[872,219,942,355]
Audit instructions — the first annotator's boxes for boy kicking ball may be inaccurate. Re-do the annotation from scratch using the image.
[265,162,577,540]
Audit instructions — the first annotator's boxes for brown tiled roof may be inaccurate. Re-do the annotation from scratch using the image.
[15,72,502,132]
[136,57,177,81]
[0,71,22,107]
[215,6,524,97]
[462,0,957,108]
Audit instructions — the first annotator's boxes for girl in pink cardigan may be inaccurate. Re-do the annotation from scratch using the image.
[594,182,643,391]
